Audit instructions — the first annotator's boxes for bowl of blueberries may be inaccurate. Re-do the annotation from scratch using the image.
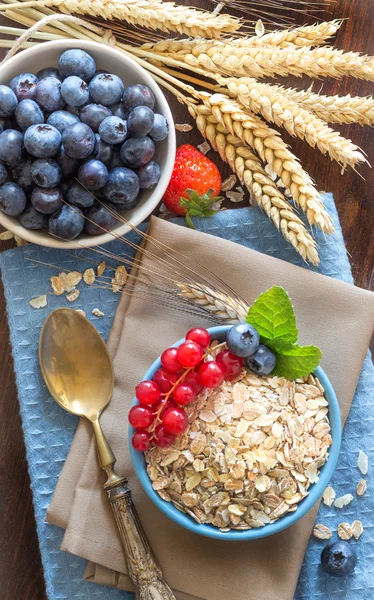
[0,39,176,248]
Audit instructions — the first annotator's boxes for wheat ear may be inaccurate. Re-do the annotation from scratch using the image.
[176,283,249,323]
[0,0,241,38]
[220,77,367,170]
[185,98,320,265]
[152,41,374,81]
[231,20,343,49]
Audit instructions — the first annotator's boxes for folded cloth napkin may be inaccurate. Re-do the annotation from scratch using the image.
[47,215,374,600]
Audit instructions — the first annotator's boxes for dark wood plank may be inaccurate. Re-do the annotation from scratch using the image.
[0,1,373,598]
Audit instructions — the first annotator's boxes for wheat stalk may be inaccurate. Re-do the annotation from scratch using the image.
[176,282,249,323]
[0,0,241,38]
[246,19,343,48]
[150,40,374,81]
[219,77,367,169]
[185,97,320,265]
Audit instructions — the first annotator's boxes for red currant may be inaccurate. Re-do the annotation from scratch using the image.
[160,347,182,373]
[131,430,151,451]
[186,327,210,349]
[128,404,154,429]
[135,380,160,405]
[173,383,197,406]
[154,425,176,448]
[153,368,179,393]
[152,397,175,418]
[184,369,204,394]
[216,349,243,380]
[177,341,203,368]
[198,361,225,388]
[162,407,188,435]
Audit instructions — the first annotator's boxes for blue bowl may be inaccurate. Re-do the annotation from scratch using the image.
[129,325,342,540]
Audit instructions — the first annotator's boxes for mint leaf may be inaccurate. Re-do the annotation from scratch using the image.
[246,286,298,343]
[266,339,322,379]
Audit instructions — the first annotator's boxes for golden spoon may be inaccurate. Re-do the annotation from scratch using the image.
[39,307,176,600]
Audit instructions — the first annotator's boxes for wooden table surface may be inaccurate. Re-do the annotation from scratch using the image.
[0,1,373,598]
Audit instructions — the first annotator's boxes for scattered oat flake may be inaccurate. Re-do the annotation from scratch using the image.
[337,522,353,540]
[313,524,332,540]
[175,123,193,132]
[334,494,353,509]
[255,19,265,37]
[29,294,47,309]
[66,289,80,302]
[83,268,95,285]
[97,261,106,277]
[357,450,368,475]
[50,275,64,296]
[356,479,367,496]
[59,271,82,292]
[92,308,105,317]
[15,235,28,246]
[0,230,14,240]
[112,265,127,293]
[75,309,86,317]
[199,409,217,423]
[322,486,336,506]
[226,191,244,203]
[221,174,237,192]
[197,141,211,155]
[351,520,364,540]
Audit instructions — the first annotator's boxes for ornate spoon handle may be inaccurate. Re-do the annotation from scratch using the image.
[106,478,176,600]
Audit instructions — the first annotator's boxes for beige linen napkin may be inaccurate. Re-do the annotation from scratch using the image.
[47,216,374,600]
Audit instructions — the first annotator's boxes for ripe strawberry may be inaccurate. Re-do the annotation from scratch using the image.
[163,144,222,227]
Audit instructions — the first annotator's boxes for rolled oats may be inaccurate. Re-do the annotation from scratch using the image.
[351,520,364,540]
[322,485,336,506]
[313,524,332,540]
[83,268,95,285]
[337,522,353,540]
[29,294,47,309]
[357,450,368,475]
[145,368,331,530]
[334,494,354,509]
[356,479,367,496]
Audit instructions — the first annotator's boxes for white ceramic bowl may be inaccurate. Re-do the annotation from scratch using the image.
[0,39,176,248]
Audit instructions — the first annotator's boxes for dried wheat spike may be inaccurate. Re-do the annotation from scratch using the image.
[154,40,374,81]
[186,99,320,265]
[196,92,333,234]
[176,283,249,323]
[35,0,241,38]
[221,77,367,170]
[246,20,343,48]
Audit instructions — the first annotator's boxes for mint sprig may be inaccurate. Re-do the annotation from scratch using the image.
[179,188,221,229]
[246,286,322,379]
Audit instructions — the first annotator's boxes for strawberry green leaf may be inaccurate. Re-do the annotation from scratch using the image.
[266,339,322,379]
[185,212,196,229]
[246,286,298,343]
[179,188,221,229]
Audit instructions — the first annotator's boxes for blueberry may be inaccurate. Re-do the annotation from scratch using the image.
[80,103,112,132]
[108,102,129,120]
[47,109,80,133]
[89,133,113,166]
[127,106,154,137]
[9,73,38,101]
[61,76,89,107]
[245,344,276,375]
[55,145,80,178]
[321,541,357,577]
[122,84,155,111]
[98,115,127,144]
[0,85,18,117]
[108,149,123,169]
[0,129,23,166]
[24,124,61,158]
[149,113,168,142]
[58,49,96,82]
[36,67,62,82]
[19,205,48,230]
[31,186,63,214]
[0,162,7,185]
[65,104,80,117]
[226,323,260,358]
[66,181,95,208]
[10,157,33,190]
[0,182,27,215]
[48,204,84,240]
[35,77,64,112]
[78,159,108,190]
[103,167,139,207]
[84,203,118,235]
[31,158,62,188]
[89,73,124,106]
[62,122,95,159]
[120,136,155,168]
[136,160,161,189]
[15,99,44,130]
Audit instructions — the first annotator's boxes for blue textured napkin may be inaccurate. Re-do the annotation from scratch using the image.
[0,195,373,600]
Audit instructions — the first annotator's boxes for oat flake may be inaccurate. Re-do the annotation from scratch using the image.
[197,141,211,155]
[337,522,353,540]
[66,289,80,302]
[92,308,104,317]
[29,294,47,309]
[313,524,332,540]
[175,123,193,132]
[83,268,95,285]
[351,520,364,540]
[334,494,353,509]
[97,261,106,277]
[50,275,65,296]
[221,174,237,192]
[356,479,367,496]
[322,485,336,506]
[357,450,368,475]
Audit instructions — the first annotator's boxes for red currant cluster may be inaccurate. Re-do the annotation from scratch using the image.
[129,327,244,452]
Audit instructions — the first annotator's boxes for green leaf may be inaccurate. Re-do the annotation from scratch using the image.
[246,286,298,343]
[267,339,322,379]
[179,188,221,229]
[185,212,196,229]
